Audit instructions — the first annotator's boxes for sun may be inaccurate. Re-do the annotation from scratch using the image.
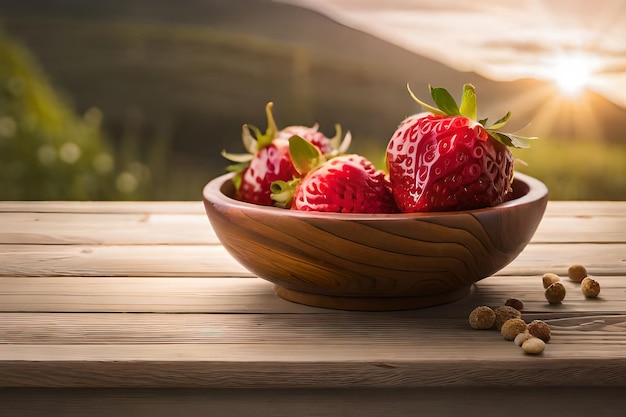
[542,52,597,98]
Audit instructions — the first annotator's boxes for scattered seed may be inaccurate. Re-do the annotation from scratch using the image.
[468,306,496,330]
[494,305,522,330]
[504,298,524,311]
[501,318,528,341]
[568,264,587,283]
[581,277,601,298]
[528,320,551,342]
[521,337,545,355]
[545,282,566,304]
[542,273,561,289]
[514,331,533,347]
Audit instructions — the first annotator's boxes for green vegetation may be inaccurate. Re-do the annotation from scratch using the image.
[513,139,626,200]
[1,25,624,201]
[0,31,169,200]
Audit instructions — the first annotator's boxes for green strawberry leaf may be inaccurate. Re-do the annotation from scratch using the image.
[329,123,343,150]
[329,124,351,153]
[488,131,537,149]
[407,84,446,116]
[221,150,254,164]
[328,124,352,156]
[487,111,511,130]
[459,84,477,120]
[289,135,322,175]
[505,132,538,148]
[488,131,514,147]
[430,85,461,116]
[241,124,258,154]
[406,82,540,150]
[225,161,250,171]
[247,123,264,145]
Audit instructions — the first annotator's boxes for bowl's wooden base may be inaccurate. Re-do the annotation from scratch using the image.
[274,285,471,311]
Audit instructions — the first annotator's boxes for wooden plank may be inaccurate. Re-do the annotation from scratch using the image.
[531,215,626,243]
[0,201,625,394]
[0,245,251,277]
[1,312,625,346]
[0,276,623,315]
[506,243,626,276]
[2,211,625,245]
[543,201,626,217]
[2,387,626,417]
[1,343,625,388]
[0,201,206,214]
[0,243,623,277]
[0,213,219,245]
[1,200,625,216]
[0,277,289,313]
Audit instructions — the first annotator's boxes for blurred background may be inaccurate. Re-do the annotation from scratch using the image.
[0,0,624,201]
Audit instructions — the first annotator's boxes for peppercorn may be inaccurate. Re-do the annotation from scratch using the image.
[581,277,601,298]
[545,282,566,304]
[468,306,496,330]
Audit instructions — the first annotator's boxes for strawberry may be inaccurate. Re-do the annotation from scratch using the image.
[222,102,350,205]
[271,136,398,213]
[386,84,536,212]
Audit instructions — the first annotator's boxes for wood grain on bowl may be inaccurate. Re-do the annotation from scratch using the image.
[203,172,548,311]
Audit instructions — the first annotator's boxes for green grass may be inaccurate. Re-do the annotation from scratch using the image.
[513,139,626,200]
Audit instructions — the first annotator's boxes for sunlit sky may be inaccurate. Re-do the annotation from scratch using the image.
[277,0,626,108]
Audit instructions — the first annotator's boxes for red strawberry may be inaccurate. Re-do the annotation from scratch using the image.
[386,84,536,212]
[222,102,351,206]
[271,136,398,213]
[235,137,296,206]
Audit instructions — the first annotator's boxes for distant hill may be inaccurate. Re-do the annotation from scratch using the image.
[1,0,624,196]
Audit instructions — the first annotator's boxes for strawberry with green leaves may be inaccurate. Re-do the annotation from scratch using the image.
[222,102,350,206]
[386,84,536,212]
[271,136,398,213]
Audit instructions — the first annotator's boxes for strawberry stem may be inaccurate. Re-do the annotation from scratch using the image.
[270,178,299,208]
[257,102,278,150]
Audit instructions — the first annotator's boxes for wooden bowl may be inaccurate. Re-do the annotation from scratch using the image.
[203,172,548,311]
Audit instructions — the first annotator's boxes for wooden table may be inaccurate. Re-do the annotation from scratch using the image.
[1,201,625,416]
